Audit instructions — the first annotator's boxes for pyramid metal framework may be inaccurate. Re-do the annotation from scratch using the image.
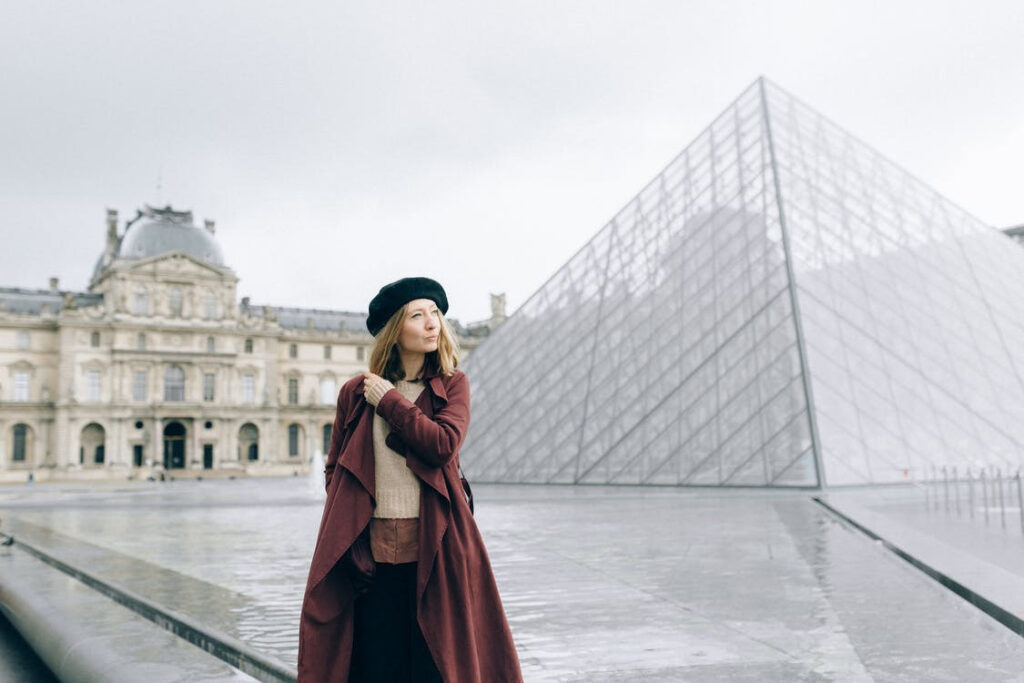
[461,77,1024,487]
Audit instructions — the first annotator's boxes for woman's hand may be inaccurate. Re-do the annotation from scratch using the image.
[362,372,395,407]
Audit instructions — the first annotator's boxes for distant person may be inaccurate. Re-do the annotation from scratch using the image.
[298,277,522,682]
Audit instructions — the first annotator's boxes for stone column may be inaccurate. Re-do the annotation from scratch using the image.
[149,416,161,468]
[191,417,201,469]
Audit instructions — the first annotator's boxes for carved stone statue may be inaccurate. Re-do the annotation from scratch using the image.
[490,293,507,321]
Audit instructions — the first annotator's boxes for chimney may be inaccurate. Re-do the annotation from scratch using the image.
[49,277,59,291]
[204,219,216,235]
[105,209,118,257]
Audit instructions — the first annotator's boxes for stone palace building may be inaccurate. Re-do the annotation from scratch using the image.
[0,205,504,482]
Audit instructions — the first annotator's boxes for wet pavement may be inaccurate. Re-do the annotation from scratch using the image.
[823,485,1024,637]
[0,611,58,682]
[1,479,1023,681]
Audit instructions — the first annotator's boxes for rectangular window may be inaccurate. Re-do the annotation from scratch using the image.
[242,374,254,404]
[137,333,146,350]
[244,338,253,354]
[133,290,149,315]
[90,331,100,347]
[164,367,185,401]
[289,343,297,359]
[203,373,215,402]
[169,286,183,317]
[323,345,331,360]
[13,371,29,401]
[320,378,336,404]
[203,295,217,320]
[207,336,215,353]
[133,444,144,467]
[15,331,29,350]
[288,378,299,405]
[288,424,299,457]
[87,370,101,401]
[132,371,148,401]
[356,346,365,362]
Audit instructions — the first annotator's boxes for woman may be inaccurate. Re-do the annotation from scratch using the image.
[298,277,522,682]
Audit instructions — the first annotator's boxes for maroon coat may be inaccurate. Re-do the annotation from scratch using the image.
[298,368,523,682]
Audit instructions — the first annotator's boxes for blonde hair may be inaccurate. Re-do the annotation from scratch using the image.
[369,303,460,382]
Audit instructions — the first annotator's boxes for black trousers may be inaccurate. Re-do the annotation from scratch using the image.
[350,562,443,682]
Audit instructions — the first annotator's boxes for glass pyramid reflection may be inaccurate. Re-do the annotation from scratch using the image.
[461,77,1024,487]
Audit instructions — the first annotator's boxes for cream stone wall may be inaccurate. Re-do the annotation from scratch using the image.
[0,245,489,482]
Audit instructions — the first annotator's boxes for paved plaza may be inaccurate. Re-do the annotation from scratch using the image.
[1,478,1023,681]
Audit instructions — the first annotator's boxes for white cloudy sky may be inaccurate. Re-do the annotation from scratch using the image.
[1,1,1022,324]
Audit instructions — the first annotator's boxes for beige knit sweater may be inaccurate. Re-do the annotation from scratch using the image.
[372,379,425,518]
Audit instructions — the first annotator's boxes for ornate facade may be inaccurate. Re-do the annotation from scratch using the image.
[0,205,503,482]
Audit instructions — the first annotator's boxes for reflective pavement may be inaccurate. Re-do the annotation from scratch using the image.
[0,612,58,682]
[2,479,1023,681]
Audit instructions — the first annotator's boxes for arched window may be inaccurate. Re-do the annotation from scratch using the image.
[239,423,259,461]
[81,423,106,466]
[164,366,185,401]
[12,424,28,462]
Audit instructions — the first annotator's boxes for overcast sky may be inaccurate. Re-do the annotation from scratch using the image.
[2,1,1022,324]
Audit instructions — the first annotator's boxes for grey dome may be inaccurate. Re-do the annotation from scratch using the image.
[118,205,225,267]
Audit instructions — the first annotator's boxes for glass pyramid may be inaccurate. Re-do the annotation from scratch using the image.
[461,77,1024,487]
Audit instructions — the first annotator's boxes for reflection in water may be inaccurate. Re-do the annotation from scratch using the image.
[2,481,1024,679]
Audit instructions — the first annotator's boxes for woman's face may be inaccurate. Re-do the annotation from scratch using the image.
[399,298,441,355]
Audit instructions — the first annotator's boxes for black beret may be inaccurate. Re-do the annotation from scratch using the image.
[366,277,449,335]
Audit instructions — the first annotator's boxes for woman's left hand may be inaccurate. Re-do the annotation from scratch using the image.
[362,372,395,407]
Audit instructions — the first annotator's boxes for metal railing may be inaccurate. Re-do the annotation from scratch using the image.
[923,465,1024,534]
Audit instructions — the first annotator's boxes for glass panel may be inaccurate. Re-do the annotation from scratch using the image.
[463,77,1024,487]
[462,81,813,487]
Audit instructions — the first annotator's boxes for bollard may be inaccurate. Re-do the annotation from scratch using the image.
[967,467,975,520]
[997,467,1006,530]
[924,467,930,510]
[930,464,937,511]
[981,468,989,525]
[943,466,950,513]
[953,465,960,516]
[1017,469,1023,535]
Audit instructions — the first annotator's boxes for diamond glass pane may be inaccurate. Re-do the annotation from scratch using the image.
[461,77,1024,488]
[462,81,814,486]
[764,80,1024,484]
